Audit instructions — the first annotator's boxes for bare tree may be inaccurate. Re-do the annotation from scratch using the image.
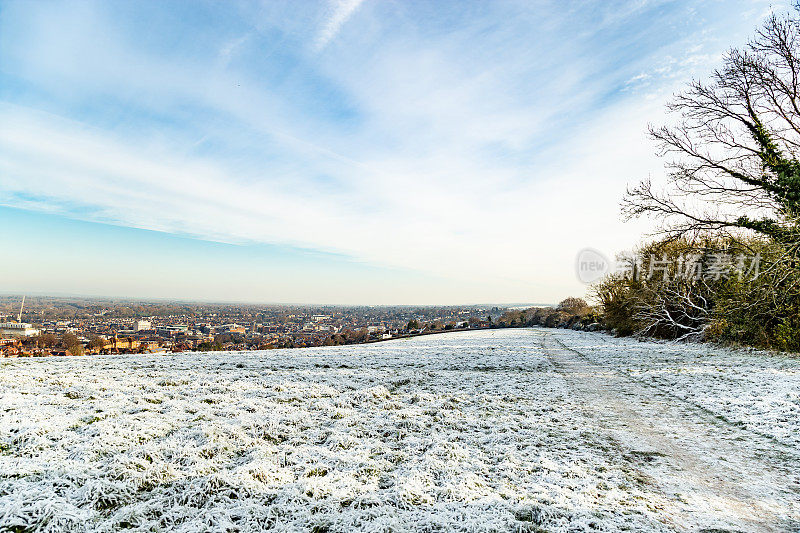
[631,278,714,341]
[624,8,800,249]
[36,333,57,348]
[89,335,106,350]
[61,333,81,349]
[556,297,590,315]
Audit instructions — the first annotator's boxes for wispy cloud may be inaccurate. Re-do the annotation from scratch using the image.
[0,0,778,302]
[313,0,367,52]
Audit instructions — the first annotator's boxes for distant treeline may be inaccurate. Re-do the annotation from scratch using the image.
[497,298,601,332]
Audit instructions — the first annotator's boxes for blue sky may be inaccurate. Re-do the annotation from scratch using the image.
[0,0,778,304]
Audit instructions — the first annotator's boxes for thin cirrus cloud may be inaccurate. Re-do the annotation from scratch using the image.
[0,0,778,303]
[313,0,368,52]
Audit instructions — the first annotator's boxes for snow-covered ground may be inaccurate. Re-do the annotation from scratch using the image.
[0,329,797,532]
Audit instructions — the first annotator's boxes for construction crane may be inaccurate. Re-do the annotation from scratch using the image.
[17,295,25,322]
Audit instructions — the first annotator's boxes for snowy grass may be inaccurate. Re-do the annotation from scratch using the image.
[0,329,796,531]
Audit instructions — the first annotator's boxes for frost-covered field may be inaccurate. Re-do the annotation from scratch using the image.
[0,329,798,532]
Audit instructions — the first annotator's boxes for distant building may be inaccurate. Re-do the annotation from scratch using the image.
[133,319,152,331]
[0,344,20,357]
[0,322,40,338]
[102,337,140,351]
[219,324,245,334]
[158,325,190,336]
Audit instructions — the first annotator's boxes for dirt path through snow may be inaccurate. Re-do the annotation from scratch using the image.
[540,330,800,532]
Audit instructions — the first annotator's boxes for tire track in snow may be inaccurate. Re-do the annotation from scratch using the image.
[539,330,800,533]
[553,334,800,454]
